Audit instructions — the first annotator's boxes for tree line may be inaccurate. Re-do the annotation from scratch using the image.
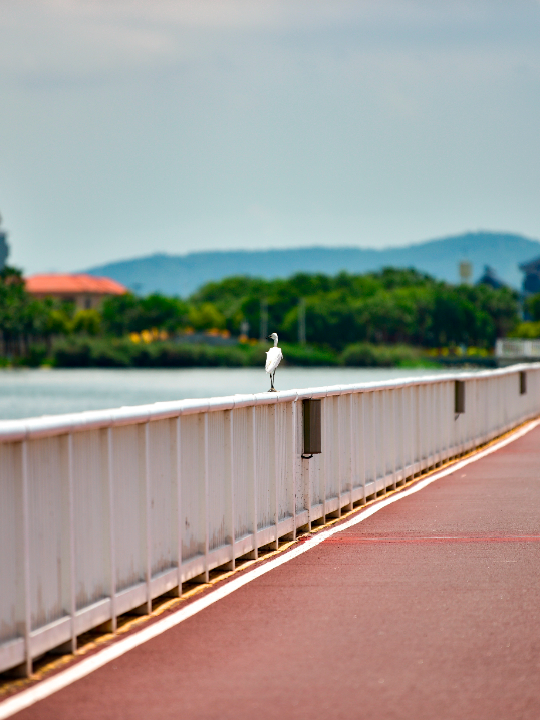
[191,268,519,350]
[0,264,524,364]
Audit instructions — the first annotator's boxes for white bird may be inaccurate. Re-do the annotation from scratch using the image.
[265,332,283,392]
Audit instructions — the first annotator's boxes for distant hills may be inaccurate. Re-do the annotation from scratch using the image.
[83,232,540,297]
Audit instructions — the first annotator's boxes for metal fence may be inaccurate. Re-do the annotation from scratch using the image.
[496,338,540,358]
[1,364,539,676]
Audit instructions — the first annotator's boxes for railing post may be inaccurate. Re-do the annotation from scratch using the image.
[411,385,417,475]
[429,383,435,467]
[435,382,441,465]
[273,404,279,549]
[251,407,259,559]
[443,381,454,461]
[176,417,183,592]
[143,423,152,613]
[21,440,32,677]
[475,378,480,448]
[66,434,77,653]
[359,392,366,502]
[445,381,451,462]
[291,399,297,539]
[372,391,379,493]
[382,390,388,490]
[424,384,430,469]
[427,384,432,468]
[227,410,236,569]
[336,396,342,512]
[497,373,502,435]
[400,386,406,481]
[390,390,396,490]
[302,455,312,530]
[348,393,355,508]
[203,414,210,580]
[106,428,117,632]
[318,400,326,521]
[472,378,477,449]
[435,382,440,464]
[322,397,328,520]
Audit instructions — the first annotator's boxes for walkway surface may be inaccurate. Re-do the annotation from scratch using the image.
[10,425,540,720]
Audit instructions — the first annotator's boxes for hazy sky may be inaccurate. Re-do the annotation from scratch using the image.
[1,0,540,274]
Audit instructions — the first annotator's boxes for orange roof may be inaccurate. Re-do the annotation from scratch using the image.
[25,274,127,296]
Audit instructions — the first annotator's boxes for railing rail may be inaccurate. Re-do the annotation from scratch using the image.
[1,364,539,676]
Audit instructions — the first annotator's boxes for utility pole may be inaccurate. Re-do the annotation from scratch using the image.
[298,298,306,345]
[260,299,268,341]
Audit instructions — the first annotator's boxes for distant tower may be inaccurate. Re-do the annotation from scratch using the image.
[459,260,472,284]
[0,213,8,271]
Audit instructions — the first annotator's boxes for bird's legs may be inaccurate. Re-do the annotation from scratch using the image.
[269,371,277,392]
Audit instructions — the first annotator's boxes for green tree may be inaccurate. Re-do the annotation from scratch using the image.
[72,309,101,336]
[525,292,540,322]
[100,294,141,335]
[188,303,226,330]
[0,266,65,357]
[189,268,519,350]
[101,293,189,335]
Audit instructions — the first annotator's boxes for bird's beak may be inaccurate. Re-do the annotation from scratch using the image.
[266,335,272,340]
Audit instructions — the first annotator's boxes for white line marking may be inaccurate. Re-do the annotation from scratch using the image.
[1,418,538,719]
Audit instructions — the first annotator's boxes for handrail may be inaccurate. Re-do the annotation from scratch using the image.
[0,363,536,441]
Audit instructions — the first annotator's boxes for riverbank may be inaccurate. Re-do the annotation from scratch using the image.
[2,338,438,370]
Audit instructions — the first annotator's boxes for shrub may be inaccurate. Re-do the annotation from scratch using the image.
[278,343,337,366]
[51,337,435,369]
[52,338,248,368]
[53,339,130,367]
[340,343,424,367]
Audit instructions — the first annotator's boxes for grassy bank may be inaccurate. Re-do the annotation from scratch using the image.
[2,338,439,369]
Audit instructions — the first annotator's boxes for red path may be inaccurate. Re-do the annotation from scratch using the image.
[11,426,540,720]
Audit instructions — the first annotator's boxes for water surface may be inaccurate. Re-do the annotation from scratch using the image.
[0,366,469,421]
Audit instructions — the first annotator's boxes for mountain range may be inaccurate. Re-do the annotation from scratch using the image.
[83,231,540,297]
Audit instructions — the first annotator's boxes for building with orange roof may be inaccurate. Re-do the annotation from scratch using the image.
[25,274,127,310]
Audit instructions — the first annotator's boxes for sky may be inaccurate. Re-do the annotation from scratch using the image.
[1,0,540,274]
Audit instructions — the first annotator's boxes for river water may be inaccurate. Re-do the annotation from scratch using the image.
[0,366,472,421]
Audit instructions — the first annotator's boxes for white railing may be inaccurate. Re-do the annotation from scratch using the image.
[496,338,540,358]
[1,364,539,676]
